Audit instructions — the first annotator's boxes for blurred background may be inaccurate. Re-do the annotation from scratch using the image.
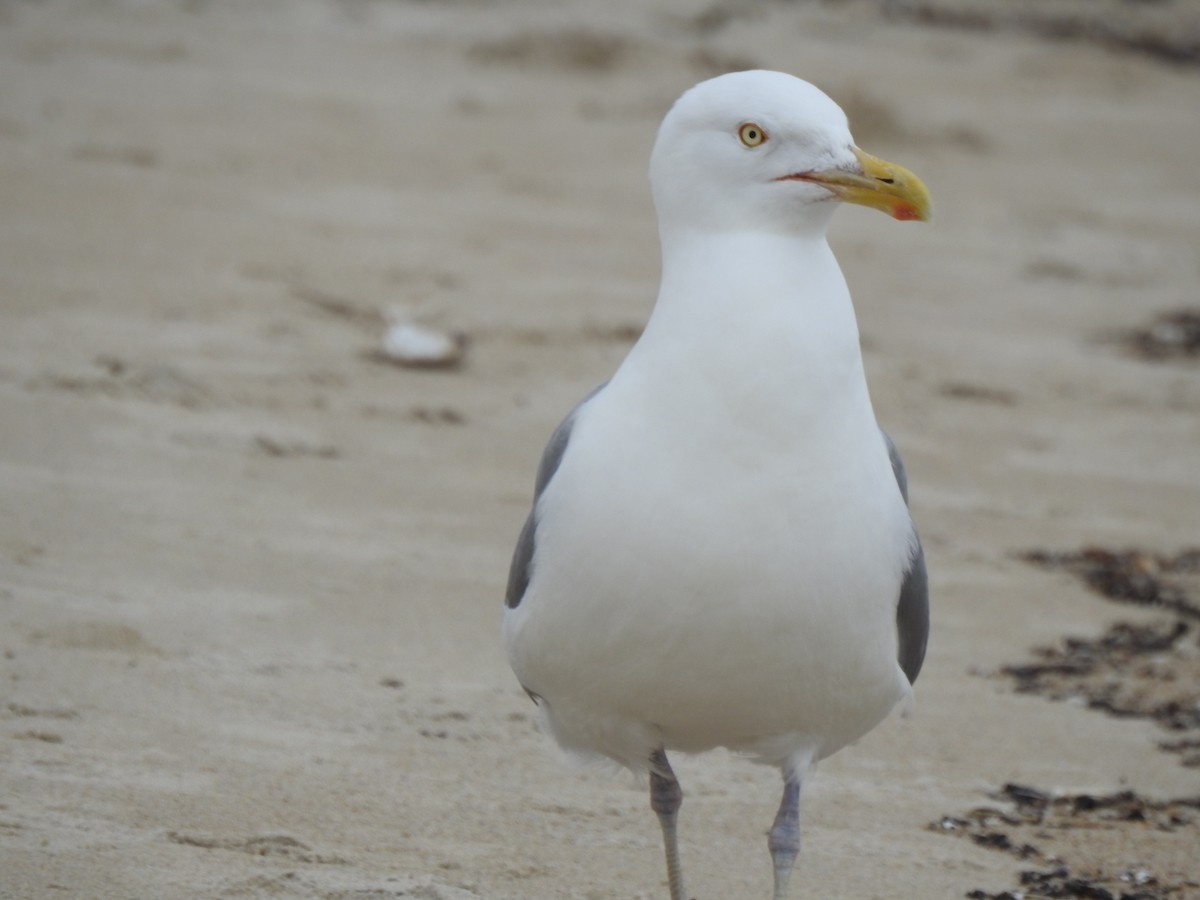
[1,1,1197,898]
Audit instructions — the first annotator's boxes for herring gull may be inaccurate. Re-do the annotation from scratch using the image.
[504,69,932,900]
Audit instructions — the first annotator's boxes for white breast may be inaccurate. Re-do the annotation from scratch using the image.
[504,230,917,770]
[506,369,914,769]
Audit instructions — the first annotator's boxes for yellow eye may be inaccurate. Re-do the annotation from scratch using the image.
[738,122,767,147]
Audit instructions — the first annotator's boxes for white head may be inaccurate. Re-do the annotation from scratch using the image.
[649,70,930,238]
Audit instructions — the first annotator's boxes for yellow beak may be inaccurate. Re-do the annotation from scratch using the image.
[782,146,932,222]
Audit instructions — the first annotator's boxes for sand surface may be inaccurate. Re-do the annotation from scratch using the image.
[1,1,1198,898]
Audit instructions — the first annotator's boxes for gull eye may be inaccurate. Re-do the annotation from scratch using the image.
[738,122,767,148]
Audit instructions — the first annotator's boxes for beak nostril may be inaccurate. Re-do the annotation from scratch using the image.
[877,177,895,185]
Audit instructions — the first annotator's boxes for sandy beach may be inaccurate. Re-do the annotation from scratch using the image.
[1,1,1198,897]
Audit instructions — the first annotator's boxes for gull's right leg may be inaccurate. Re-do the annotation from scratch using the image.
[649,748,690,900]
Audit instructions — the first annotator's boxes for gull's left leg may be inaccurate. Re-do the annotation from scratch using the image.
[768,775,802,900]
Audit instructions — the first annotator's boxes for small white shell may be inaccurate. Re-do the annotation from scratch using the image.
[380,322,467,369]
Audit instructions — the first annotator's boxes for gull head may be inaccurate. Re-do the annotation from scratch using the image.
[649,70,931,237]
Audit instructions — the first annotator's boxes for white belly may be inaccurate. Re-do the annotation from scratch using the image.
[504,382,916,770]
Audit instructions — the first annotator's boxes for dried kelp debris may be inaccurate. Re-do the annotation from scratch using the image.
[1113,309,1200,361]
[934,784,1200,899]
[873,1,1200,68]
[1001,619,1199,731]
[1018,548,1200,620]
[968,868,1171,900]
[1010,548,1200,766]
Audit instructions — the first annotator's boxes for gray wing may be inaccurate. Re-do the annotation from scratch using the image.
[505,383,606,610]
[883,431,929,686]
